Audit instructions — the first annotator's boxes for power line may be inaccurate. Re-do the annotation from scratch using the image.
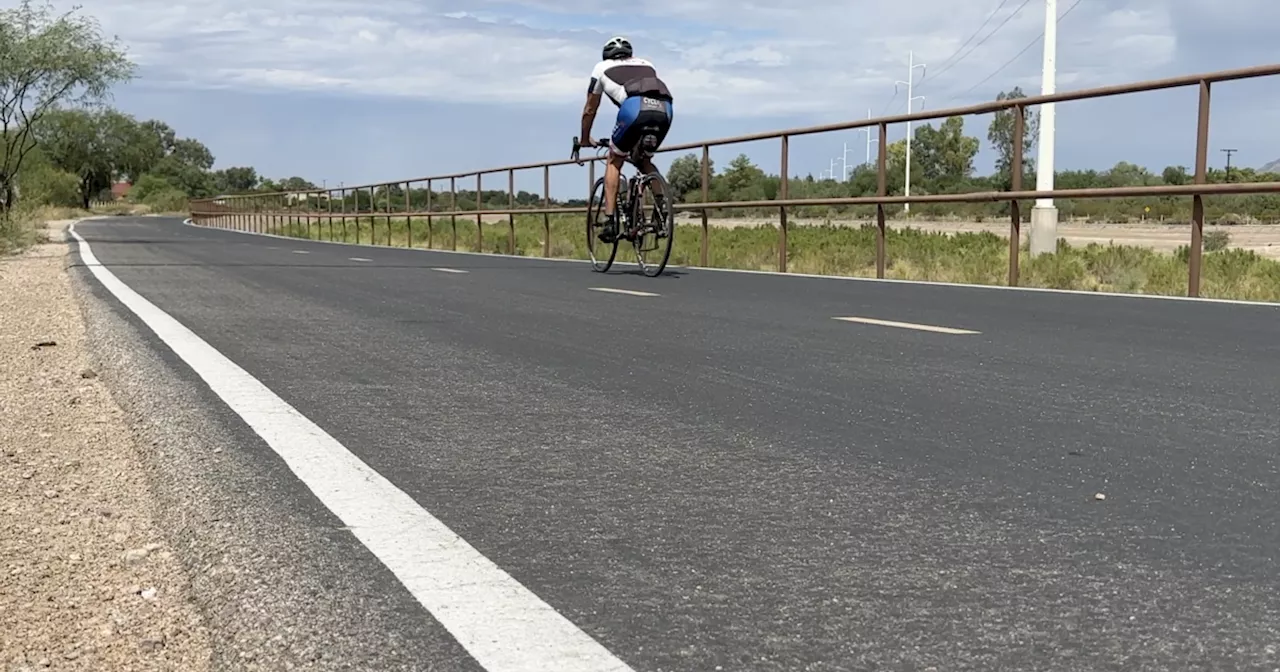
[922,0,1013,83]
[877,89,900,117]
[922,0,1033,87]
[944,0,1085,104]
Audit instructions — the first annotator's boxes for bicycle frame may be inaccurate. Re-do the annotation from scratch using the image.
[572,135,675,276]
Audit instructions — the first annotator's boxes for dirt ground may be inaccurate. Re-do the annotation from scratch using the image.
[682,215,1280,259]
[0,220,211,671]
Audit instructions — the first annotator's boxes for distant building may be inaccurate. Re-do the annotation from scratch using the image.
[110,181,132,200]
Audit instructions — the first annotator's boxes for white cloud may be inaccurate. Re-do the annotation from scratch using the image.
[55,0,1239,120]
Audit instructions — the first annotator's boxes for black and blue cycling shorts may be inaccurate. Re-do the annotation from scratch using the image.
[610,95,673,158]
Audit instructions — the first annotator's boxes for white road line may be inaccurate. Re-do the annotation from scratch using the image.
[833,316,979,335]
[431,267,469,273]
[588,287,659,297]
[67,224,633,672]
[291,250,309,254]
[349,257,372,262]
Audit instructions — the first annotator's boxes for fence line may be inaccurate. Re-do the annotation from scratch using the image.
[190,62,1280,297]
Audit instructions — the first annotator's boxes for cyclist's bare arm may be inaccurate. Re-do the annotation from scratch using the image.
[580,92,601,146]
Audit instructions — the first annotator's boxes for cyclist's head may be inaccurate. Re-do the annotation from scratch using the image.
[602,36,632,61]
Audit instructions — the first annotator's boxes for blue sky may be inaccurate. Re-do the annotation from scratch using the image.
[33,0,1280,199]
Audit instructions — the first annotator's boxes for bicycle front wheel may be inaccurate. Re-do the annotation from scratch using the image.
[585,177,619,273]
[632,171,675,277]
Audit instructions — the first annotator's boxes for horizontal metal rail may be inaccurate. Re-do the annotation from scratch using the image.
[190,181,1280,218]
[190,62,1280,297]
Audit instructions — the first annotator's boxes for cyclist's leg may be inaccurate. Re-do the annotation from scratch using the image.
[606,97,641,214]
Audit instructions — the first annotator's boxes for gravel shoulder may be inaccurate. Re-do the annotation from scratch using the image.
[0,220,212,671]
[59,218,481,670]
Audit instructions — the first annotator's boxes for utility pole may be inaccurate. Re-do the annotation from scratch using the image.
[895,51,926,213]
[862,108,878,166]
[1221,148,1237,181]
[840,143,851,181]
[1029,0,1058,256]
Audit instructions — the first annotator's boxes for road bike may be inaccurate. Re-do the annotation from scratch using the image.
[570,135,675,277]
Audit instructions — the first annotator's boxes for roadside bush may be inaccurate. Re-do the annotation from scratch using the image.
[1203,229,1230,252]
[127,174,177,203]
[141,188,189,213]
[16,163,82,209]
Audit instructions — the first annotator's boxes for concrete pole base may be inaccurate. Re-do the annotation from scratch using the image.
[1029,205,1059,256]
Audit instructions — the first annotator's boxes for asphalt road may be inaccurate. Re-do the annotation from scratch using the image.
[71,216,1280,671]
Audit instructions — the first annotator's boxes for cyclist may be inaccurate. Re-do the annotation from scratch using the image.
[579,36,674,242]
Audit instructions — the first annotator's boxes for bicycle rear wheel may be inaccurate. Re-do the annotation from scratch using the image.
[586,177,619,273]
[631,170,675,277]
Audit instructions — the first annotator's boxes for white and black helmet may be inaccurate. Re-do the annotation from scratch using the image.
[602,36,632,60]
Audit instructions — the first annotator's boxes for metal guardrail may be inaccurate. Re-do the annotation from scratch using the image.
[189,63,1280,297]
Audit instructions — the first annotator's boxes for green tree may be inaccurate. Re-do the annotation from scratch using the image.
[0,0,134,213]
[666,153,712,202]
[126,172,176,202]
[213,166,259,193]
[987,87,1041,187]
[718,154,769,202]
[111,114,166,181]
[170,137,213,171]
[30,107,145,207]
[1105,161,1155,187]
[1162,165,1189,185]
[279,176,316,191]
[912,116,981,189]
[30,108,105,207]
[142,135,216,197]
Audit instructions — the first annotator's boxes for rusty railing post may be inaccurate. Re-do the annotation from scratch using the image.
[426,179,433,249]
[340,188,347,242]
[405,181,413,247]
[876,122,888,278]
[476,173,484,252]
[327,189,333,241]
[508,168,516,255]
[1009,104,1025,286]
[355,188,362,245]
[385,184,393,246]
[367,187,373,243]
[543,165,551,257]
[779,135,789,273]
[372,186,378,243]
[1190,80,1210,298]
[450,177,458,251]
[700,144,710,266]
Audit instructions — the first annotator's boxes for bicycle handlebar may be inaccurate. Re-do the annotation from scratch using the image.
[570,136,612,165]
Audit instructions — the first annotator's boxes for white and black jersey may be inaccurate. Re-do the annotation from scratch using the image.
[587,57,673,107]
